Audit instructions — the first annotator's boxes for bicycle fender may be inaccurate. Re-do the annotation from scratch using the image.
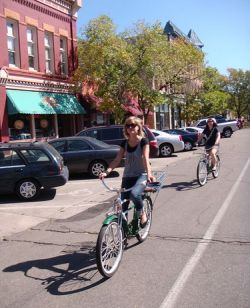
[102,214,118,225]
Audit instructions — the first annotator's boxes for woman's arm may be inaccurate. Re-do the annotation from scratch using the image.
[99,146,125,178]
[215,132,221,145]
[142,144,154,182]
[197,133,204,142]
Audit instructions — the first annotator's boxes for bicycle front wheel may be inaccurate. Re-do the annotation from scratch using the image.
[197,160,208,186]
[136,196,153,243]
[96,221,123,278]
[212,155,221,178]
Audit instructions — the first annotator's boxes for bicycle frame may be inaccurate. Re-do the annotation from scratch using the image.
[197,148,220,186]
[102,193,144,237]
[96,172,166,278]
[100,172,165,235]
[199,152,211,171]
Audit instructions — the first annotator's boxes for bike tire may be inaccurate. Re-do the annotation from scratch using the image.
[212,155,221,178]
[197,160,208,186]
[96,221,123,278]
[136,196,153,243]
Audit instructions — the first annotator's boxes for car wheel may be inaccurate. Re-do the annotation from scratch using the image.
[223,128,232,138]
[159,143,173,157]
[89,160,107,178]
[184,141,193,151]
[15,179,41,201]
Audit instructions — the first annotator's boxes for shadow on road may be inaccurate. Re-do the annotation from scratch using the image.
[0,189,57,204]
[3,242,106,295]
[69,170,120,181]
[163,179,200,191]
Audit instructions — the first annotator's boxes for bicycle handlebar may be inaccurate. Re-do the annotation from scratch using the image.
[101,170,167,194]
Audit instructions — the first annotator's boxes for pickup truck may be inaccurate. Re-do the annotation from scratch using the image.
[194,117,238,138]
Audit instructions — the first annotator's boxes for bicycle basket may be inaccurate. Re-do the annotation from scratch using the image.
[150,171,167,190]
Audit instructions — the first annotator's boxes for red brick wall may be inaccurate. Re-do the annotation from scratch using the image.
[0,0,79,142]
[0,0,77,77]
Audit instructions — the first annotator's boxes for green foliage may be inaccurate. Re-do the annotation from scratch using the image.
[221,69,250,118]
[193,67,231,117]
[75,16,206,124]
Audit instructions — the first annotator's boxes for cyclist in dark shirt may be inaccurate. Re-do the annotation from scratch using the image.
[99,116,154,227]
[199,118,220,171]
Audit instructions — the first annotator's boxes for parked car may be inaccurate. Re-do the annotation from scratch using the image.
[48,136,122,178]
[180,126,206,146]
[76,125,159,158]
[194,117,238,138]
[0,142,68,201]
[151,129,184,157]
[163,129,198,151]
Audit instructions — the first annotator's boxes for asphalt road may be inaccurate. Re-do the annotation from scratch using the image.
[0,128,249,308]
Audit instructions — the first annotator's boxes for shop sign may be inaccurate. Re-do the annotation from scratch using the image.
[42,96,59,107]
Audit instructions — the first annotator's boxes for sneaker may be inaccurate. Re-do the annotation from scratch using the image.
[140,219,148,228]
[212,166,216,171]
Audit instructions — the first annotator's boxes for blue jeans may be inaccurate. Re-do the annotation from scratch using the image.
[121,173,147,214]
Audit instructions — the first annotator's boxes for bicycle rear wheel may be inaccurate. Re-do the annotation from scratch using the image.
[136,196,153,242]
[197,160,208,186]
[96,221,123,278]
[212,155,221,178]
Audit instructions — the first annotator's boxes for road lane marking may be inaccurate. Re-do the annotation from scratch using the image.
[159,156,250,308]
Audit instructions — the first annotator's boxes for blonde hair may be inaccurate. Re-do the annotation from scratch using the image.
[123,116,145,139]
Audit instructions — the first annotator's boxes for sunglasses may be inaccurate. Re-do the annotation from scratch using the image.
[125,123,137,129]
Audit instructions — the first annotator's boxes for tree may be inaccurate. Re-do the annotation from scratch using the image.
[194,67,230,117]
[159,38,205,126]
[221,69,250,118]
[122,21,169,122]
[75,15,133,122]
[75,16,205,125]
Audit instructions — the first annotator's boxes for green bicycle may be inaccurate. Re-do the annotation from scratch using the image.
[96,171,166,278]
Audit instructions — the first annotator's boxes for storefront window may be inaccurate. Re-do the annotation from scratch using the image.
[8,114,55,140]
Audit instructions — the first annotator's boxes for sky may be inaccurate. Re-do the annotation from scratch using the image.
[77,0,250,76]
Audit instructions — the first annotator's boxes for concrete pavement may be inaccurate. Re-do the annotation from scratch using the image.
[0,149,198,239]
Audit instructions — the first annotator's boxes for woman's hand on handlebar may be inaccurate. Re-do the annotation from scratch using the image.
[99,172,108,179]
[147,174,156,183]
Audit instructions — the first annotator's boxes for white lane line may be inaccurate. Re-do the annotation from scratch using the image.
[159,156,250,308]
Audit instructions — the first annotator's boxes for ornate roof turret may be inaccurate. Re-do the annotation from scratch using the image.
[163,20,204,50]
[164,20,186,39]
[188,29,204,49]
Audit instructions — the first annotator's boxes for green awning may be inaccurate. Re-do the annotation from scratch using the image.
[7,89,86,115]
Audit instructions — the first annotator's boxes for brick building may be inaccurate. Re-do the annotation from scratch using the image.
[0,0,85,142]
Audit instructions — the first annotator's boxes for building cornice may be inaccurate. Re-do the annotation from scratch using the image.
[1,72,74,93]
[9,0,78,22]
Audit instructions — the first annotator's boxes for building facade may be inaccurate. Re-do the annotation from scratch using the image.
[0,0,85,142]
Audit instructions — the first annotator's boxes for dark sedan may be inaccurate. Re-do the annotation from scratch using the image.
[48,136,121,178]
[163,129,198,151]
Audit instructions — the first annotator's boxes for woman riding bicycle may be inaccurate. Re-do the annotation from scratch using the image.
[99,116,154,227]
[199,118,221,171]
